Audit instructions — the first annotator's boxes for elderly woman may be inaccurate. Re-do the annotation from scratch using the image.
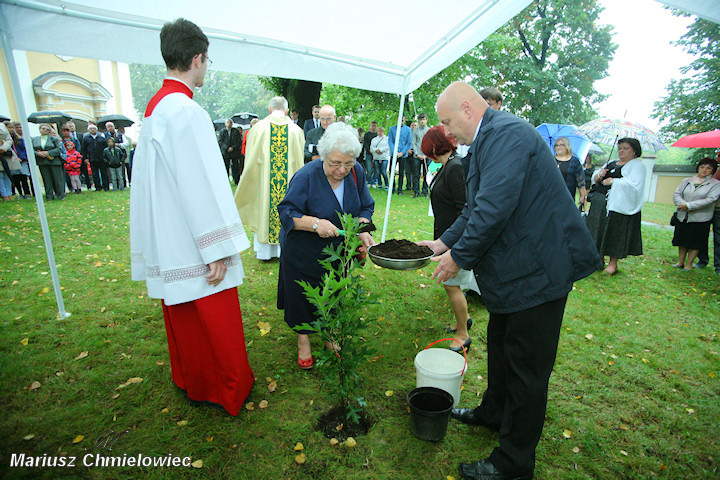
[554,136,587,205]
[592,137,646,275]
[671,158,720,271]
[277,122,375,369]
[32,123,65,200]
[421,126,472,353]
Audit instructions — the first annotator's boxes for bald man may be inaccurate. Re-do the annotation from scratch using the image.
[421,82,601,480]
[304,105,336,163]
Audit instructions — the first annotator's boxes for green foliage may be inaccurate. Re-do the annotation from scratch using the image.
[128,64,274,120]
[259,78,322,123]
[295,214,374,424]
[652,15,720,162]
[321,0,615,129]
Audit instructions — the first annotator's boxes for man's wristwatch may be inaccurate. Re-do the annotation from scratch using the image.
[312,219,319,231]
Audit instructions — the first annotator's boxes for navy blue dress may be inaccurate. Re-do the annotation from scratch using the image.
[277,160,374,333]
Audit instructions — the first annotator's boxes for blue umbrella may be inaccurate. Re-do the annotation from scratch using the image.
[536,123,603,160]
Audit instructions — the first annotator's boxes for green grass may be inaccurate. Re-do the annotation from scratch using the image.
[0,188,718,479]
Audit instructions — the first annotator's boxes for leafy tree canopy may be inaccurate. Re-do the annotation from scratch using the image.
[652,15,720,162]
[129,64,274,121]
[319,0,615,130]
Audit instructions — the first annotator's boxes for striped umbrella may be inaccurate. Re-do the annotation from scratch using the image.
[573,118,667,152]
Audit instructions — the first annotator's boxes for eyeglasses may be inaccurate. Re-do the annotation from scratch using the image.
[201,53,213,67]
[555,143,566,147]
[327,161,355,169]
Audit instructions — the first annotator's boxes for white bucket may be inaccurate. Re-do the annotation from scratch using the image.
[414,348,468,407]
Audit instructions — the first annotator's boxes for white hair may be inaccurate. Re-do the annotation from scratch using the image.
[317,122,361,159]
[269,96,288,111]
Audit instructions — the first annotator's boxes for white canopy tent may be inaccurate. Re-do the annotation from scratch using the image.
[1,0,717,318]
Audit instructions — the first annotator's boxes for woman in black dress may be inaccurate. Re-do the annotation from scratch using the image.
[588,138,646,275]
[421,126,472,353]
[277,122,375,369]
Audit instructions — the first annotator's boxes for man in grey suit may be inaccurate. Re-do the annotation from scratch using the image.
[422,81,601,480]
[304,105,335,163]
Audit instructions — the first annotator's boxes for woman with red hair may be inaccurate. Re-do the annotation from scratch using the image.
[421,126,472,353]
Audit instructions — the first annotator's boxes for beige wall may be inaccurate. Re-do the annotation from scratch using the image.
[25,52,99,83]
[654,173,689,205]
[0,49,18,119]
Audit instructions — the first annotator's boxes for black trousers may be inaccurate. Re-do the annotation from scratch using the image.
[90,161,109,191]
[80,162,92,188]
[231,155,244,185]
[475,295,568,476]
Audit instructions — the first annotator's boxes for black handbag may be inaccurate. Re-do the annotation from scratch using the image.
[670,211,680,227]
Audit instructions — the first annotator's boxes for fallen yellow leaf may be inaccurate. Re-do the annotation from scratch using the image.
[385,390,394,397]
[29,381,41,391]
[156,361,165,366]
[42,287,50,293]
[268,381,277,392]
[161,408,169,413]
[125,377,143,385]
[266,377,273,382]
[245,402,255,410]
[23,434,35,440]
[562,429,572,439]
[259,400,268,409]
[74,351,89,360]
[73,435,84,444]
[294,453,306,464]
[111,394,120,399]
[620,450,628,456]
[100,307,106,313]
[686,408,695,415]
[176,420,188,426]
[584,334,593,340]
[20,337,28,346]
[206,436,214,442]
[572,446,580,453]
[191,459,203,468]
[330,438,339,446]
[345,437,357,447]
[257,321,271,336]
[447,476,457,480]
[293,442,304,451]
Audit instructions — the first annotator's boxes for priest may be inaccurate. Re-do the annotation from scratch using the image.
[129,18,254,416]
[234,96,305,260]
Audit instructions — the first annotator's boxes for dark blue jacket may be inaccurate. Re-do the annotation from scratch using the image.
[440,109,601,314]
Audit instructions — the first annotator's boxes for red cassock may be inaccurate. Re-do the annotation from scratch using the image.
[134,79,255,415]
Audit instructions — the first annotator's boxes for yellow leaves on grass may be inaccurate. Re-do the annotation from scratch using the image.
[29,381,41,391]
[115,377,143,390]
[329,438,339,446]
[177,420,188,426]
[257,321,271,336]
[294,453,306,464]
[293,442,304,451]
[259,400,268,409]
[20,337,28,346]
[245,402,255,410]
[385,390,394,397]
[572,446,581,453]
[562,429,572,439]
[72,435,84,444]
[161,408,169,413]
[23,434,35,441]
[74,351,89,360]
[191,459,203,468]
[268,379,278,392]
[345,437,357,447]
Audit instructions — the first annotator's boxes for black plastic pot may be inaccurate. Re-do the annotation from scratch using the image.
[407,386,454,442]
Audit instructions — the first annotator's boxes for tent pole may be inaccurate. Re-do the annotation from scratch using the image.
[0,19,70,319]
[380,93,406,243]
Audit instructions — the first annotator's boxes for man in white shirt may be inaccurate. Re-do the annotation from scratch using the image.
[129,17,254,416]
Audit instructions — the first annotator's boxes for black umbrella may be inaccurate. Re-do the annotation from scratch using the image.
[213,118,228,131]
[0,114,10,122]
[97,114,135,130]
[27,111,72,125]
[231,112,259,126]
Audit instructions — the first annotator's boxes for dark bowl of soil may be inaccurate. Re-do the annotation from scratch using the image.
[368,239,434,270]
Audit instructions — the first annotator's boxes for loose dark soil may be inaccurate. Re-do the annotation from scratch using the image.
[317,405,373,440]
[358,221,377,233]
[371,239,433,259]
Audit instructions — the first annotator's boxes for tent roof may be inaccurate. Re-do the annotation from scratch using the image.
[1,0,533,95]
[657,0,720,24]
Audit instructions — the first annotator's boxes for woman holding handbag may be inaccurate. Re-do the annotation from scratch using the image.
[671,158,720,271]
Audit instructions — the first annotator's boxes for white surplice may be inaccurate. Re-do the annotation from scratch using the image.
[130,86,250,305]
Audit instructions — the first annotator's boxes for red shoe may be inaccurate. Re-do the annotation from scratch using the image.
[298,354,314,370]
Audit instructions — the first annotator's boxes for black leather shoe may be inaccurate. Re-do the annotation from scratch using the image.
[450,337,471,353]
[450,408,500,431]
[459,459,533,480]
[446,318,473,334]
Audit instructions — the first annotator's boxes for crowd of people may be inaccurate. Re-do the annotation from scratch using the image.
[4,15,718,480]
[0,118,134,201]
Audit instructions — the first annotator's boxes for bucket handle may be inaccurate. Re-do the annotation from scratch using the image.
[424,338,468,375]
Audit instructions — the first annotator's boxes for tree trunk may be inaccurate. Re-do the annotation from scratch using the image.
[284,80,322,124]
